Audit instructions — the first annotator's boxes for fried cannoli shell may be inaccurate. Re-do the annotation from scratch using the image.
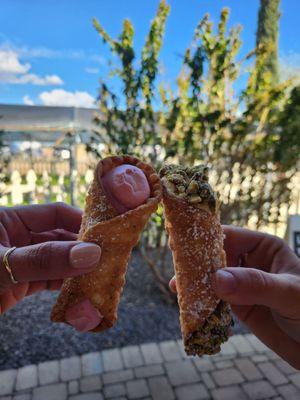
[162,186,231,355]
[51,155,162,332]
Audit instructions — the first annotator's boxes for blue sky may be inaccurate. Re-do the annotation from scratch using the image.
[0,0,299,107]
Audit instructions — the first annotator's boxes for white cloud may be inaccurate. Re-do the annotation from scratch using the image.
[0,49,63,86]
[0,50,30,74]
[85,67,99,74]
[0,41,104,63]
[17,46,85,60]
[39,89,95,108]
[12,73,63,85]
[89,54,105,64]
[23,95,34,105]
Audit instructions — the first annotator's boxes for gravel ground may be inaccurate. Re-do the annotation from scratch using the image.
[0,251,248,370]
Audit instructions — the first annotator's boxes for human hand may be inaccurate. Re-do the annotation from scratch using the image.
[0,203,102,331]
[170,226,300,369]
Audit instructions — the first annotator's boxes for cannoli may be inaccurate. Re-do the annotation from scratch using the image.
[160,164,232,356]
[51,155,162,332]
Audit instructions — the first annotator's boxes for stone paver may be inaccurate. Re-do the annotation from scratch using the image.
[140,343,163,364]
[69,394,103,400]
[289,372,300,389]
[0,370,17,396]
[121,346,144,368]
[165,360,199,386]
[38,360,59,385]
[68,380,79,395]
[81,352,102,376]
[245,334,270,353]
[102,369,134,385]
[275,359,298,375]
[251,355,268,363]
[148,376,175,400]
[215,360,233,369]
[159,340,182,362]
[200,372,216,389]
[235,358,263,381]
[176,339,190,359]
[13,394,31,400]
[103,383,126,398]
[80,376,102,392]
[268,352,280,360]
[16,365,38,391]
[212,368,244,386]
[230,334,254,355]
[175,383,209,400]
[13,395,31,400]
[242,380,277,399]
[126,379,149,399]
[258,362,288,385]
[277,383,300,400]
[111,398,127,400]
[2,333,300,400]
[193,357,214,372]
[134,364,164,378]
[60,356,81,381]
[211,386,248,400]
[102,349,123,372]
[219,340,237,357]
[32,383,67,400]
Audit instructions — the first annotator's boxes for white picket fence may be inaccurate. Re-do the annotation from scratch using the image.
[0,166,299,238]
[0,169,94,207]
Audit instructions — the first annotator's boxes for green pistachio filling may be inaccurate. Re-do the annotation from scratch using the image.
[160,163,233,355]
[159,164,217,212]
[185,301,233,356]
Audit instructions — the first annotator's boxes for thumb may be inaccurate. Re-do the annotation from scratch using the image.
[0,241,101,288]
[212,267,300,317]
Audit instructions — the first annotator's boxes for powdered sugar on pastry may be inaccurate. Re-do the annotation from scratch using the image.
[51,155,162,333]
[160,164,232,356]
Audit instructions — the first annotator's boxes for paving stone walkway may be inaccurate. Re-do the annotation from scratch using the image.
[1,334,299,400]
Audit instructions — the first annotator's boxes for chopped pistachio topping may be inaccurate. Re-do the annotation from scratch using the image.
[160,163,232,356]
[185,301,233,356]
[160,164,216,212]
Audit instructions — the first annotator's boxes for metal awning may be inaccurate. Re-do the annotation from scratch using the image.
[0,104,104,205]
[0,104,100,144]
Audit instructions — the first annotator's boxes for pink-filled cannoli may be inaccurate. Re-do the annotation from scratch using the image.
[51,155,161,332]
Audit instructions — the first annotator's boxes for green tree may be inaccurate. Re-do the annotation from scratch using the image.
[91,0,170,165]
[91,2,298,295]
[256,0,280,86]
[274,85,300,169]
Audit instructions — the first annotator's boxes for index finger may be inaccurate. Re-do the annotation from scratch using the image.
[222,225,279,270]
[1,203,82,234]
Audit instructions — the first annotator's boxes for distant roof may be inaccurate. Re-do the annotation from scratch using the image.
[0,104,100,144]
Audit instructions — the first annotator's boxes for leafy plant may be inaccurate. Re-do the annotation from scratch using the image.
[91,1,299,297]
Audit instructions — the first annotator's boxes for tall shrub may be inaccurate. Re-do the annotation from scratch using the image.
[91,2,298,295]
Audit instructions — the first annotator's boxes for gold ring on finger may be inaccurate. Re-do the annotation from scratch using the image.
[3,247,18,284]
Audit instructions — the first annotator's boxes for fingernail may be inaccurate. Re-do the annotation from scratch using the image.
[169,276,177,293]
[65,299,103,332]
[67,316,91,332]
[212,269,237,295]
[70,243,101,269]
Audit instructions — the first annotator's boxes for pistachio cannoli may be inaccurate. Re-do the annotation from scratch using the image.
[160,164,232,356]
[51,155,162,332]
